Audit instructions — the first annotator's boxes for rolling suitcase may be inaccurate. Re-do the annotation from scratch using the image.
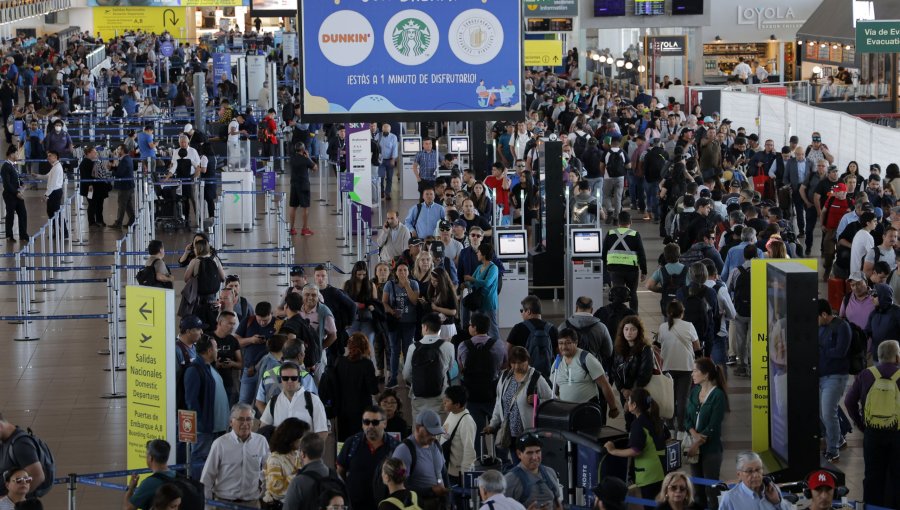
[827,277,848,312]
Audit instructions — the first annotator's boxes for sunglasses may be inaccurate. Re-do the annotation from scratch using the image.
[281,375,300,381]
[362,419,382,426]
[13,476,32,484]
[668,485,687,492]
[470,234,482,238]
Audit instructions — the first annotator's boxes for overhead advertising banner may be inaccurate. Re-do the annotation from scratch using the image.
[300,0,523,121]
[94,7,188,37]
[524,39,563,67]
[523,0,578,18]
[91,0,244,4]
[126,286,176,469]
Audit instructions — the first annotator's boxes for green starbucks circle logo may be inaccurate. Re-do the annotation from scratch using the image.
[384,10,439,65]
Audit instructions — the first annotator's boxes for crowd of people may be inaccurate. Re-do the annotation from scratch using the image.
[3,30,900,510]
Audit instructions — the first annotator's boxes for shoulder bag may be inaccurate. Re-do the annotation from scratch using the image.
[643,348,675,420]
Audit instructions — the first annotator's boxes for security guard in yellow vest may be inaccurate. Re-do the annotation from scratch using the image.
[602,211,647,310]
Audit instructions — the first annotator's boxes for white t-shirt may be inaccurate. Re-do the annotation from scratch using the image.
[865,245,897,271]
[850,230,875,275]
[227,119,240,144]
[658,319,698,372]
[260,389,329,433]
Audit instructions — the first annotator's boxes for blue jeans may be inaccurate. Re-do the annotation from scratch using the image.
[379,160,395,195]
[350,319,376,355]
[711,334,728,367]
[645,180,660,220]
[820,374,849,456]
[388,323,416,384]
[485,308,500,343]
[627,174,645,210]
[238,368,259,405]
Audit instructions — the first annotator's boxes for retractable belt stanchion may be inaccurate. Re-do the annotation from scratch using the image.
[72,172,88,246]
[27,231,41,308]
[318,155,327,204]
[263,190,274,245]
[102,267,125,399]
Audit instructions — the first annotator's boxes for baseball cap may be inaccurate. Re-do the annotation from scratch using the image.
[807,470,836,491]
[408,237,424,246]
[730,180,742,188]
[290,266,305,276]
[832,183,848,193]
[183,123,193,133]
[861,202,875,212]
[848,271,866,282]
[703,116,714,123]
[591,477,628,510]
[180,315,206,331]
[871,163,882,171]
[438,220,452,231]
[721,118,732,125]
[415,409,445,435]
[452,219,467,228]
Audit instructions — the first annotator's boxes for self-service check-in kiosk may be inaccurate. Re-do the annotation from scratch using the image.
[566,228,604,314]
[496,228,529,328]
[400,136,421,200]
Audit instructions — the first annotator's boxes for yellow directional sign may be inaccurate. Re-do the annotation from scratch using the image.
[126,285,176,470]
[94,7,188,38]
[524,40,563,67]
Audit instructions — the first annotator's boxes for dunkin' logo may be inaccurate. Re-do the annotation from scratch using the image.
[318,10,375,67]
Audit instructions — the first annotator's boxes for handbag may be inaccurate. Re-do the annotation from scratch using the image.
[681,433,698,465]
[643,350,675,420]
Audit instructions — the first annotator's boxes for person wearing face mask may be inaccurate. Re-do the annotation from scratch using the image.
[43,120,73,169]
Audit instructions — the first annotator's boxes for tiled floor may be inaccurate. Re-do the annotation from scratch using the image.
[0,172,864,508]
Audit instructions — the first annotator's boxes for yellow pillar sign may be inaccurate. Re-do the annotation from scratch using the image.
[750,258,817,452]
[94,7,188,38]
[524,40,563,67]
[126,285,176,470]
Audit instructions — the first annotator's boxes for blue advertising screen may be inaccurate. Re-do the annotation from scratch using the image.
[300,0,523,121]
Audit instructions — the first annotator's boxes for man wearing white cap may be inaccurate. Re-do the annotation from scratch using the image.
[184,123,207,153]
[391,409,450,510]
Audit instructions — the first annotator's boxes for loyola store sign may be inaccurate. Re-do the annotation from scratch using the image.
[646,35,687,57]
[737,5,806,29]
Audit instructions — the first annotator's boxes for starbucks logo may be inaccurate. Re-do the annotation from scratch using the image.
[449,9,504,65]
[383,10,439,65]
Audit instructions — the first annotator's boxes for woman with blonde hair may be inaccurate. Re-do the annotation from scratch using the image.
[378,458,416,510]
[655,472,701,510]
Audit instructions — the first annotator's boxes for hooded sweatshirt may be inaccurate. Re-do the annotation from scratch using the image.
[865,284,900,357]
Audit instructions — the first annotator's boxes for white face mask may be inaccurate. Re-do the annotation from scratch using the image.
[54,126,62,132]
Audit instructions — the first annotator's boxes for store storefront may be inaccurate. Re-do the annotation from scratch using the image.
[698,0,822,84]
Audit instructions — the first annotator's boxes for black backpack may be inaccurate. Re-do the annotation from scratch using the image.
[295,466,347,510]
[565,318,613,374]
[659,266,688,311]
[644,147,668,182]
[370,138,382,166]
[524,321,553,380]
[195,257,221,295]
[839,298,870,375]
[281,315,323,369]
[411,341,444,398]
[573,133,589,158]
[4,428,55,497]
[151,472,204,510]
[605,150,625,178]
[462,338,498,403]
[734,266,752,317]
[137,261,173,289]
[679,286,714,349]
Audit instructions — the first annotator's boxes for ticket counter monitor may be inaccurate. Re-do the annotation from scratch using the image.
[400,136,421,200]
[567,228,604,314]
[496,229,529,328]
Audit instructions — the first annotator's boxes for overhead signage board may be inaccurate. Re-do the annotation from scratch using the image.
[126,286,176,469]
[94,7,188,38]
[523,0,578,18]
[348,124,373,207]
[524,39,563,67]
[645,35,687,57]
[300,0,523,121]
[856,20,900,53]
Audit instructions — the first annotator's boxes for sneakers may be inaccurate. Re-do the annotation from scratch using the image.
[825,452,840,463]
[301,228,314,236]
[290,228,297,236]
[643,214,652,221]
[838,436,848,449]
[726,356,738,366]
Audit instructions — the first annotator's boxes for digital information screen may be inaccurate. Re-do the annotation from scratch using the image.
[572,230,602,255]
[634,0,665,15]
[497,231,527,258]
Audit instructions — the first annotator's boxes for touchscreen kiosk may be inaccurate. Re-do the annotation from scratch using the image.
[497,230,528,260]
[449,136,470,154]
[401,137,421,155]
[571,229,603,258]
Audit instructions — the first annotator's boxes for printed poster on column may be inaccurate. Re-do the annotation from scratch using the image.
[300,0,523,120]
[348,124,373,208]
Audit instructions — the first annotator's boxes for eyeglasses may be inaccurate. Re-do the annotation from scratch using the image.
[281,375,300,381]
[362,419,382,426]
[741,468,764,475]
[233,416,253,422]
[558,340,576,346]
[13,476,32,484]
[516,164,526,168]
[668,485,687,492]
[470,234,482,238]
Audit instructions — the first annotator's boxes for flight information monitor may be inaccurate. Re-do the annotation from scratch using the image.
[402,137,422,155]
[571,229,603,257]
[634,0,665,15]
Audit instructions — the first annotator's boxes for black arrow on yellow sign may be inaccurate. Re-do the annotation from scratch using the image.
[140,333,152,344]
[139,302,152,321]
[163,8,179,27]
